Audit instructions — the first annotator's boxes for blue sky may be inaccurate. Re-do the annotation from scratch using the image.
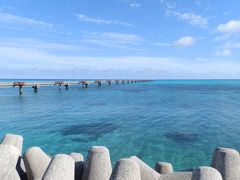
[0,0,240,79]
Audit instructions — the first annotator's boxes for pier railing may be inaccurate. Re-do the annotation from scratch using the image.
[0,80,150,95]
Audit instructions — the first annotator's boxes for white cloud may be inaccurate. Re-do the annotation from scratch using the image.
[161,1,208,28]
[76,14,133,27]
[223,41,240,49]
[154,42,172,47]
[81,32,143,49]
[128,2,141,8]
[0,11,53,28]
[215,49,232,57]
[174,36,195,47]
[170,11,208,27]
[217,20,240,33]
[1,47,240,79]
[215,41,240,57]
[0,11,71,35]
[0,38,77,50]
[119,0,141,8]
[1,38,240,79]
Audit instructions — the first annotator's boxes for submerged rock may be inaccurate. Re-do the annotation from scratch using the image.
[62,122,118,139]
[165,132,198,142]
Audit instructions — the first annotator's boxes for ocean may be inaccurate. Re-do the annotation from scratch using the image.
[0,79,240,171]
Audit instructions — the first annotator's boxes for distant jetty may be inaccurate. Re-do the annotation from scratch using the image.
[1,134,239,180]
[0,80,149,95]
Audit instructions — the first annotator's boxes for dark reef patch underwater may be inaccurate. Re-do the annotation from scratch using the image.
[61,122,119,139]
[165,132,199,142]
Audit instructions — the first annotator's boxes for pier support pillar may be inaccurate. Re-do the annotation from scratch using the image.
[19,86,23,95]
[32,85,39,93]
[65,84,69,90]
[116,80,119,85]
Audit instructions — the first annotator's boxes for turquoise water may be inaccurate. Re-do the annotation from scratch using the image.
[1,80,240,171]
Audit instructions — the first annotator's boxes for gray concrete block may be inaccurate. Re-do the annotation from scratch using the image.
[155,162,173,174]
[110,158,141,180]
[0,144,20,170]
[82,146,112,180]
[42,154,75,180]
[130,156,160,180]
[23,147,51,180]
[0,169,21,180]
[160,172,193,180]
[70,153,84,180]
[1,134,23,155]
[211,147,240,180]
[70,153,84,162]
[192,166,222,180]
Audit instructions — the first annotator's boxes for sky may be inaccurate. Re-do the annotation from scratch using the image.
[0,0,240,79]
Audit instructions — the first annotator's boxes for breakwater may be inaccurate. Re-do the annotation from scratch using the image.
[0,80,148,95]
[1,133,239,180]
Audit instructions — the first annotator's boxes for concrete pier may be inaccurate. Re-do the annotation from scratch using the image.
[0,80,148,95]
[80,81,89,88]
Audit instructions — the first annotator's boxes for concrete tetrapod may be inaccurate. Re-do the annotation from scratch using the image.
[0,169,21,180]
[155,162,173,174]
[1,134,26,179]
[23,147,51,180]
[211,147,240,180]
[130,156,160,180]
[0,144,20,169]
[110,158,141,180]
[0,144,20,180]
[1,134,23,155]
[70,153,84,180]
[192,166,222,180]
[82,146,112,180]
[42,154,75,180]
[160,172,193,180]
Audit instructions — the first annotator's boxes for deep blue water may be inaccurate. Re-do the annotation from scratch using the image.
[1,80,240,171]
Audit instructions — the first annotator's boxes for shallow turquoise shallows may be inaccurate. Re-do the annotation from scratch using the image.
[1,80,240,171]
